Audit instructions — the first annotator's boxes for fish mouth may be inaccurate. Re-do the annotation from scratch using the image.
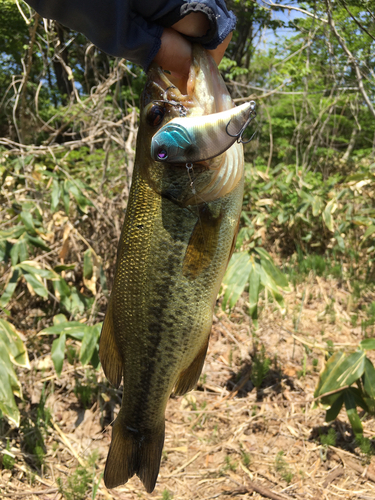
[145,45,234,118]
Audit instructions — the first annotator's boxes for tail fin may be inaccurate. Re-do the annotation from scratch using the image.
[104,413,165,493]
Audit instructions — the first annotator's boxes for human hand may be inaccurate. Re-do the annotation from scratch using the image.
[153,12,232,84]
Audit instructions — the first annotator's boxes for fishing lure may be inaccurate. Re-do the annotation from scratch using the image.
[151,101,256,164]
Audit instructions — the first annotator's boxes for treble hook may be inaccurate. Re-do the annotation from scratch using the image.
[153,99,187,117]
[226,100,257,144]
[153,87,187,117]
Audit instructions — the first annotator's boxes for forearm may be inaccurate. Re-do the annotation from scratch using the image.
[26,0,236,70]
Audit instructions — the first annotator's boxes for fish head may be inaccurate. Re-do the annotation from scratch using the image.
[138,45,244,206]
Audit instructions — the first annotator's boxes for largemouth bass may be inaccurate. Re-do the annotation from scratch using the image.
[99,45,249,493]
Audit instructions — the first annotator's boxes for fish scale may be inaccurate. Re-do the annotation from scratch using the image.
[99,45,246,493]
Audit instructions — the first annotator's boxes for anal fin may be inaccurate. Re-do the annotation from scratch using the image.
[99,297,123,388]
[173,336,210,396]
[104,412,165,493]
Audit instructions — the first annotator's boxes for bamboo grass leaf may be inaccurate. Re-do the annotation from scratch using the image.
[360,339,375,351]
[248,265,260,325]
[0,346,20,426]
[344,391,363,437]
[363,358,375,399]
[314,351,366,399]
[0,268,21,307]
[20,211,37,236]
[80,323,102,366]
[51,333,66,376]
[325,393,344,422]
[23,272,48,298]
[0,319,30,368]
[222,252,252,310]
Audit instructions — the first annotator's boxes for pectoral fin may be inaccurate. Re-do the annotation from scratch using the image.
[99,297,123,388]
[227,216,240,268]
[173,335,209,396]
[182,205,223,280]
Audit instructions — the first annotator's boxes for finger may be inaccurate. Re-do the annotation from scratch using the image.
[153,27,192,79]
[207,32,232,66]
[171,12,210,38]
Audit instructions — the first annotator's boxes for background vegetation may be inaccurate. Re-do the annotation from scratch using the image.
[1,0,375,497]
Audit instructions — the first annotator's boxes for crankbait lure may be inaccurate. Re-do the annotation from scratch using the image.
[151,101,256,164]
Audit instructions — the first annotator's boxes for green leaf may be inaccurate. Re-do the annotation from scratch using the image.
[18,237,28,263]
[40,321,87,341]
[70,288,86,314]
[51,179,61,212]
[363,225,375,242]
[360,339,375,351]
[0,338,22,399]
[53,278,72,309]
[17,261,58,280]
[20,211,37,236]
[90,346,100,370]
[314,351,366,400]
[255,247,289,289]
[344,391,363,437]
[63,181,70,214]
[0,348,20,426]
[54,264,76,272]
[222,252,252,310]
[363,358,375,399]
[335,232,345,251]
[53,314,68,326]
[25,234,51,251]
[312,196,322,216]
[248,264,260,324]
[83,249,94,280]
[23,272,48,298]
[51,333,66,376]
[92,472,104,500]
[363,397,375,414]
[10,242,20,266]
[0,319,30,368]
[325,393,344,422]
[79,323,101,366]
[0,226,25,242]
[65,180,93,214]
[99,264,108,297]
[0,268,21,307]
[322,200,336,232]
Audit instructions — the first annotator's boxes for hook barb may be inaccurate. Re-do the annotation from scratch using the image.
[226,100,257,144]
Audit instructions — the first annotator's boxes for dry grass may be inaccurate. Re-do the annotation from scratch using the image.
[2,277,375,500]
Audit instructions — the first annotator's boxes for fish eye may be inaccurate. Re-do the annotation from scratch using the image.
[156,148,168,160]
[147,104,166,127]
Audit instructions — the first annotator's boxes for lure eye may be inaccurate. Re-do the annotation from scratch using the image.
[147,105,165,127]
[156,148,168,160]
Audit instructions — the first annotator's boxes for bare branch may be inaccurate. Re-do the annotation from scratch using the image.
[260,0,328,24]
[324,0,375,119]
[338,0,375,42]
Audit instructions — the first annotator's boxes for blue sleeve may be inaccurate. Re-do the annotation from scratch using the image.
[26,1,236,70]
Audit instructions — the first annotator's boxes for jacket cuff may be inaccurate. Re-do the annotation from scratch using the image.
[157,1,236,49]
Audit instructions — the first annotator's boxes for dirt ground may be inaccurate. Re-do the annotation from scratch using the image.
[2,276,375,500]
